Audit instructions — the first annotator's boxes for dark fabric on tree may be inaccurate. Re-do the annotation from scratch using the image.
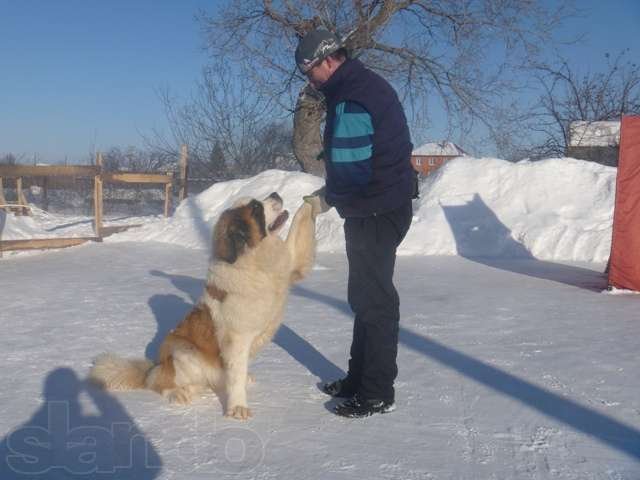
[344,200,413,402]
[319,58,415,218]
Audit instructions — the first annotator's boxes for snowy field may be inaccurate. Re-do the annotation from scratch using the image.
[1,158,639,479]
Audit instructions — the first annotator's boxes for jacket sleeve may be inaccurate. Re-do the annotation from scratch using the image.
[327,101,373,194]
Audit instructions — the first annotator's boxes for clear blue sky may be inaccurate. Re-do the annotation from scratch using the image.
[1,0,638,163]
[0,0,212,163]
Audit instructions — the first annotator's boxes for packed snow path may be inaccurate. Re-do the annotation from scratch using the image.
[0,243,638,479]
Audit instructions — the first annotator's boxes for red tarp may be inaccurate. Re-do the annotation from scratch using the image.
[608,115,640,291]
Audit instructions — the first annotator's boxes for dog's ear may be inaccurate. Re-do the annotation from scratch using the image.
[213,210,248,264]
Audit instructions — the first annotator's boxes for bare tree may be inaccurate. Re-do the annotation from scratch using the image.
[504,50,640,160]
[101,146,172,172]
[150,63,297,180]
[0,153,19,165]
[198,0,576,173]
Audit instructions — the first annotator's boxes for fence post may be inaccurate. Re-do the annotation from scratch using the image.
[0,182,4,258]
[42,176,49,211]
[16,177,30,215]
[94,152,104,237]
[164,173,173,217]
[0,177,6,209]
[179,144,188,202]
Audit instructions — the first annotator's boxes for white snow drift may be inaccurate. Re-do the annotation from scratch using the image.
[1,157,617,263]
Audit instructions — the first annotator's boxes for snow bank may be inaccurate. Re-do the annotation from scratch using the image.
[406,157,615,262]
[0,211,49,240]
[106,170,341,251]
[2,158,617,263]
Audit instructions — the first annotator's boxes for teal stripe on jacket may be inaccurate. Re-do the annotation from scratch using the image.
[329,101,374,187]
[330,101,373,165]
[333,102,374,140]
[332,145,373,163]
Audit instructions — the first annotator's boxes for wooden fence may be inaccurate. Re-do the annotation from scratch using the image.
[0,146,189,253]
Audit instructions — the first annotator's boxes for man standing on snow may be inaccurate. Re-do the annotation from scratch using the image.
[297,28,416,418]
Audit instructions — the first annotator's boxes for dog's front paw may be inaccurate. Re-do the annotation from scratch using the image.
[226,405,252,420]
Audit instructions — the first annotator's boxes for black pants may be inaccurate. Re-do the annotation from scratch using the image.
[343,200,413,402]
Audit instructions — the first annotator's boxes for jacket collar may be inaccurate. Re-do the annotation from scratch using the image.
[319,58,363,101]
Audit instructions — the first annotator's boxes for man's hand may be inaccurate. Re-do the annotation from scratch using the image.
[303,186,331,217]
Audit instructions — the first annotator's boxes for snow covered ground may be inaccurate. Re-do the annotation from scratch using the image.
[1,158,639,479]
[1,244,638,479]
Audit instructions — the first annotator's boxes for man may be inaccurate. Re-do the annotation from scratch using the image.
[297,28,416,418]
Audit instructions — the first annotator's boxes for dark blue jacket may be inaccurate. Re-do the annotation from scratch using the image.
[319,58,415,217]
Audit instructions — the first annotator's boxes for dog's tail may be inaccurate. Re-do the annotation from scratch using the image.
[89,353,154,391]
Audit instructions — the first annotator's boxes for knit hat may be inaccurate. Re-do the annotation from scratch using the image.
[295,28,342,73]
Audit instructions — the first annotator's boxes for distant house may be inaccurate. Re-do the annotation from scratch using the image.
[411,141,467,176]
[566,120,620,167]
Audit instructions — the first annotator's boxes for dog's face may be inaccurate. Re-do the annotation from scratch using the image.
[213,193,289,263]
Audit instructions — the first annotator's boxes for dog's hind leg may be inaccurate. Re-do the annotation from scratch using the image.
[222,333,253,420]
[147,357,203,406]
[166,385,197,405]
[145,356,177,395]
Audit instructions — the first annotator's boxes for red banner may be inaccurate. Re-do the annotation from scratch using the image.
[608,116,640,291]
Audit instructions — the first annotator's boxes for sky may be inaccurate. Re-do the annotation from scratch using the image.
[0,0,212,163]
[0,0,639,163]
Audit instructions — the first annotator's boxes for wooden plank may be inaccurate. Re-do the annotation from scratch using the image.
[0,177,6,207]
[0,237,99,252]
[94,175,103,237]
[164,183,172,217]
[98,177,103,234]
[42,177,49,211]
[0,165,99,178]
[16,177,30,216]
[15,177,22,209]
[95,153,104,237]
[179,144,188,201]
[102,172,173,184]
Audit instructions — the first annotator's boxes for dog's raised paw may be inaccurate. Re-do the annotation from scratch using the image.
[226,405,252,420]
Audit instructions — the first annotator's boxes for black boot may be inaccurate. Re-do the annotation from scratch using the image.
[334,394,396,418]
[322,378,357,398]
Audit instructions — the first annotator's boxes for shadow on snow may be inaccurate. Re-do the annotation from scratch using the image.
[440,193,607,292]
[292,287,640,461]
[0,368,162,479]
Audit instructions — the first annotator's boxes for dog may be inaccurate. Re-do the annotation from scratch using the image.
[89,192,317,420]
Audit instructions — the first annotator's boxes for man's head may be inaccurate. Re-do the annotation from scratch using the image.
[295,28,346,89]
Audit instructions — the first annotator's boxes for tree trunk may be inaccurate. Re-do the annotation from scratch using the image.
[293,84,326,177]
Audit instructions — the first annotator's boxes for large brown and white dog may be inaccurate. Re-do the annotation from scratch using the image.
[89,193,317,419]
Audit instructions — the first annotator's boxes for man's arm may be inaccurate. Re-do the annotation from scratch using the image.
[327,101,374,192]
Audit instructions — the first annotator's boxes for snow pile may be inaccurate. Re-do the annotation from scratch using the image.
[105,169,339,250]
[2,158,617,263]
[407,157,615,262]
[0,210,49,240]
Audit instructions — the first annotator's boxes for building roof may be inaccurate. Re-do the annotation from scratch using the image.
[569,121,620,147]
[412,141,467,156]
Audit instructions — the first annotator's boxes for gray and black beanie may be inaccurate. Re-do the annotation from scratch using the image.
[295,28,342,74]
